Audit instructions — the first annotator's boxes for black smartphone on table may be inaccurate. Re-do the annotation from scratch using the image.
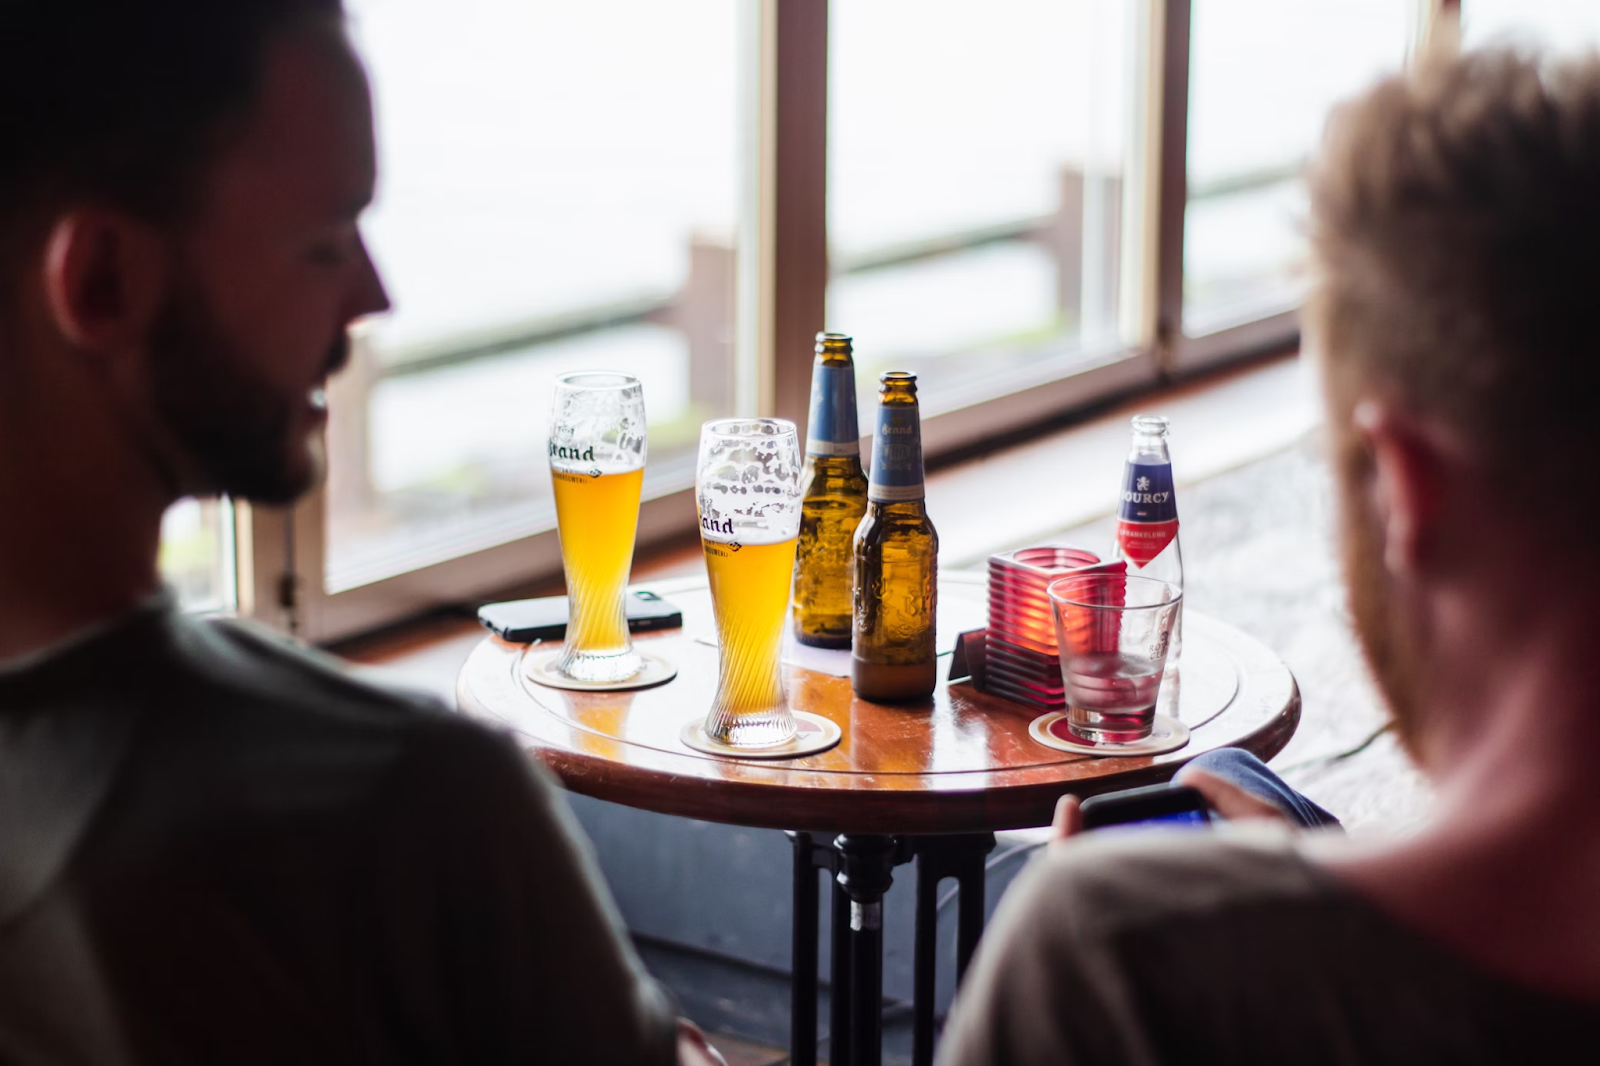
[477,590,683,643]
[1079,783,1213,831]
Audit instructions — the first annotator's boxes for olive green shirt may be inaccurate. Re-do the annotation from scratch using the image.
[939,828,1599,1065]
[0,596,676,1064]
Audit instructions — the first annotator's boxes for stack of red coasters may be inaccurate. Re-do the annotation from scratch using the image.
[986,545,1127,710]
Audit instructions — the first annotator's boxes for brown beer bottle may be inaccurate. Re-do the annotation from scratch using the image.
[793,333,870,648]
[851,372,938,701]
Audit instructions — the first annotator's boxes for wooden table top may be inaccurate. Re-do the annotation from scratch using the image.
[456,573,1300,835]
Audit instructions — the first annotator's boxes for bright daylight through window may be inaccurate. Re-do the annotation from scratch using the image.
[1183,0,1412,335]
[149,1,1470,627]
[158,498,234,612]
[828,0,1138,421]
[325,0,741,592]
[1461,0,1600,50]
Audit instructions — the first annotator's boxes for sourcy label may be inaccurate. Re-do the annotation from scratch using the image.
[868,404,924,502]
[806,362,860,457]
[1115,460,1178,567]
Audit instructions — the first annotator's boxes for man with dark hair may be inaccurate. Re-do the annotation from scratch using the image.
[936,47,1600,1064]
[0,3,719,1062]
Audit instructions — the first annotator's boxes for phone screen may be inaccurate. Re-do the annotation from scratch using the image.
[1123,808,1211,829]
[1080,784,1213,832]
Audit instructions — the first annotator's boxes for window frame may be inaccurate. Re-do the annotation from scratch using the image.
[1169,0,1451,376]
[234,0,1453,643]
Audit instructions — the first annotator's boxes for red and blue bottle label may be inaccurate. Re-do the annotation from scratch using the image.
[1116,461,1178,567]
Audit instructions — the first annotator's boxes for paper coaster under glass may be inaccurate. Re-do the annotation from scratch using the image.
[524,649,678,692]
[1028,712,1190,757]
[680,711,842,760]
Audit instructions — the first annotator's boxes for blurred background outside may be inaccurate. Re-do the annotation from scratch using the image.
[159,0,1600,612]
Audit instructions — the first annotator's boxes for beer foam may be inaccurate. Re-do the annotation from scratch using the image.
[549,375,647,476]
[697,484,801,544]
[696,419,803,545]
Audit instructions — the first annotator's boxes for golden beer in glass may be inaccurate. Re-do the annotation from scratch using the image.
[549,372,647,683]
[696,418,803,747]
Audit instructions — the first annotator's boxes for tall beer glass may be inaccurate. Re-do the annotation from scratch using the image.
[549,372,646,683]
[696,418,803,747]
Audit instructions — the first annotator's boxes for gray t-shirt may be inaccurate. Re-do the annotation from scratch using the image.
[938,827,1599,1065]
[0,597,677,1065]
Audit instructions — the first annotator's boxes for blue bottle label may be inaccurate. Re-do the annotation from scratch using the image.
[806,362,860,457]
[1116,461,1178,566]
[868,404,924,502]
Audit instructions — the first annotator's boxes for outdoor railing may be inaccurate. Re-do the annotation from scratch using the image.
[328,160,1302,517]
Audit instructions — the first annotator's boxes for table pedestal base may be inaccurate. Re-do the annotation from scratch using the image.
[788,831,997,1066]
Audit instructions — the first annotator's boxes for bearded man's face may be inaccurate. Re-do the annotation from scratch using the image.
[148,265,348,504]
[143,24,387,505]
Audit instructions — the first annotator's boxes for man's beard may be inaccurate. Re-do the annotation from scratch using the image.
[146,277,345,506]
[1336,439,1425,757]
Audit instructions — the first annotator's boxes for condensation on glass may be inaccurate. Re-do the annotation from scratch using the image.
[325,0,742,591]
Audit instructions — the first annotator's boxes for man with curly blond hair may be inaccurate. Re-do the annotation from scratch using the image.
[938,47,1600,1064]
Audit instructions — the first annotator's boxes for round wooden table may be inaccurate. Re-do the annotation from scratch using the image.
[456,573,1300,1066]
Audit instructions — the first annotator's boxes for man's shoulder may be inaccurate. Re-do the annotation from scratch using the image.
[1030,816,1318,902]
[1022,824,1330,941]
[174,613,441,720]
[139,611,535,807]
[938,828,1375,1066]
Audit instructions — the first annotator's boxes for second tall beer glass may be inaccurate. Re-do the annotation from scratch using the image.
[549,372,646,684]
[696,418,803,747]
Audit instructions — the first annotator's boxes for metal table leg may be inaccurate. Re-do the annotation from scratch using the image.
[953,835,996,984]
[786,831,856,1066]
[910,833,997,1066]
[790,831,994,1066]
[831,867,853,1066]
[788,832,823,1066]
[912,850,940,1066]
[834,835,899,1066]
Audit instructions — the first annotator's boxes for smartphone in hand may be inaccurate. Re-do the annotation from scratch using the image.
[1079,783,1212,831]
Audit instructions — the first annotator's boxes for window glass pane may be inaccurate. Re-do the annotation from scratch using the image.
[159,498,234,612]
[1462,0,1600,50]
[1184,0,1411,333]
[828,0,1139,419]
[329,0,741,590]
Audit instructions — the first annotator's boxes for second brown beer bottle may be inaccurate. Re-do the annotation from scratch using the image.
[851,372,938,701]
